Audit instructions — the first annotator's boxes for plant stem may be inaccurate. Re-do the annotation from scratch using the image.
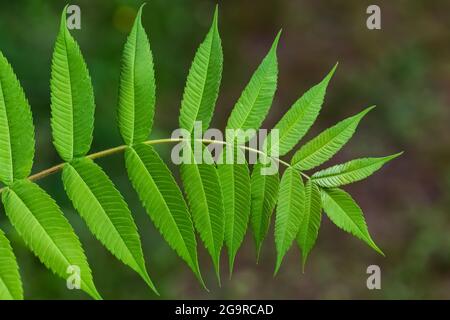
[0,138,309,194]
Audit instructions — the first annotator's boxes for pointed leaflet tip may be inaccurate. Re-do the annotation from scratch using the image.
[390,151,404,159]
[141,270,159,296]
[271,29,283,51]
[216,262,222,287]
[369,238,385,257]
[210,5,220,34]
[138,3,147,18]
[228,255,235,280]
[88,288,103,300]
[355,105,376,120]
[323,62,339,83]
[60,4,69,29]
[301,251,309,273]
[255,244,262,264]
[273,255,283,276]
[213,4,219,24]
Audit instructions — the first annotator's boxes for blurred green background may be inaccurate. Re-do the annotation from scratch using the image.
[1,0,449,299]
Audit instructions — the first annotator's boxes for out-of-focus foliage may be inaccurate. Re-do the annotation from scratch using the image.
[0,0,449,299]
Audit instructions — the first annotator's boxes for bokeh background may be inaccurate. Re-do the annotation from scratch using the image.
[0,0,449,299]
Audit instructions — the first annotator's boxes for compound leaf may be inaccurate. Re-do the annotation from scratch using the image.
[50,6,95,161]
[264,64,337,156]
[320,187,383,255]
[0,51,35,185]
[217,148,251,275]
[179,6,223,133]
[274,167,304,274]
[226,31,280,137]
[250,161,279,261]
[296,180,321,270]
[0,228,23,300]
[312,153,402,187]
[118,4,156,145]
[125,143,204,286]
[62,157,157,294]
[2,180,100,300]
[291,106,375,171]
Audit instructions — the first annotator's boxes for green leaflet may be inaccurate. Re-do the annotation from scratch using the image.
[0,51,35,185]
[180,147,224,283]
[1,180,100,300]
[118,4,156,145]
[312,153,403,187]
[62,157,157,294]
[217,148,251,275]
[50,6,95,162]
[265,64,337,156]
[296,180,321,270]
[291,106,375,171]
[250,161,279,261]
[274,167,305,274]
[226,31,280,137]
[0,228,23,300]
[320,187,383,255]
[124,143,204,287]
[179,6,223,133]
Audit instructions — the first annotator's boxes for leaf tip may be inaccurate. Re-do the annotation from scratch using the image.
[273,257,282,276]
[60,4,69,29]
[356,105,376,120]
[267,29,282,54]
[87,287,103,300]
[274,29,283,45]
[324,62,338,83]
[212,4,220,30]
[368,236,384,256]
[142,272,160,296]
[391,151,404,159]
[255,245,262,264]
[138,3,147,15]
[374,245,385,257]
[228,256,235,280]
[301,255,308,273]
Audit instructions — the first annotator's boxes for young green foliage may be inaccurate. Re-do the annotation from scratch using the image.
[118,4,156,145]
[0,4,401,299]
[2,180,101,299]
[62,158,157,294]
[176,8,225,284]
[312,153,402,187]
[296,180,322,270]
[0,52,34,185]
[320,188,383,255]
[226,31,280,138]
[125,143,204,286]
[179,6,223,133]
[291,106,375,171]
[180,148,225,283]
[274,167,305,274]
[0,228,23,300]
[217,148,251,275]
[264,64,337,156]
[50,6,95,162]
[250,161,279,261]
